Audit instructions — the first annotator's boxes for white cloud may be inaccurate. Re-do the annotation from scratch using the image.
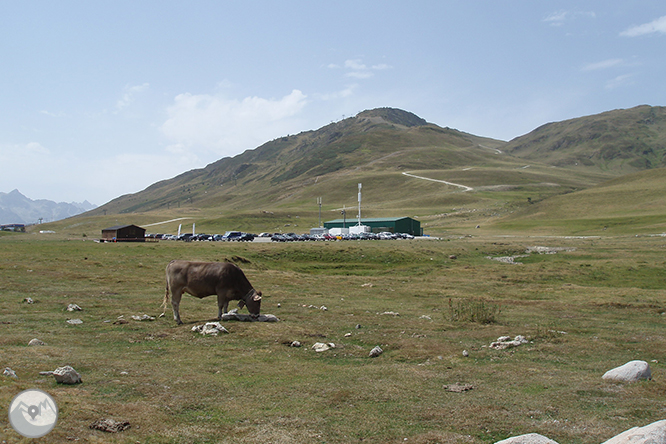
[620,15,666,37]
[605,74,634,90]
[582,59,624,71]
[544,10,595,26]
[115,83,150,112]
[315,85,357,101]
[345,71,374,79]
[160,89,307,157]
[330,58,392,80]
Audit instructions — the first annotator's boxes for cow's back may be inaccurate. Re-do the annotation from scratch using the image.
[166,260,251,298]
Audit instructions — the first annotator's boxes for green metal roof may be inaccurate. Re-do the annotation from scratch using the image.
[324,217,415,224]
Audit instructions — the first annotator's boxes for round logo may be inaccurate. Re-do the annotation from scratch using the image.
[8,389,58,438]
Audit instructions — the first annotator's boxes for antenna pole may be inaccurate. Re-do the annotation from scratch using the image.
[357,183,362,226]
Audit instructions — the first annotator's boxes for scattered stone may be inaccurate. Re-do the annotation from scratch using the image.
[113,318,129,325]
[494,433,559,444]
[39,371,54,376]
[23,297,34,304]
[602,360,652,383]
[420,315,432,320]
[462,350,469,357]
[355,324,362,329]
[525,246,576,255]
[312,342,335,352]
[344,332,352,337]
[289,341,301,347]
[381,311,400,316]
[444,383,474,393]
[3,367,18,379]
[221,311,279,322]
[277,303,281,308]
[66,319,83,325]
[449,255,457,260]
[601,419,666,444]
[67,304,82,311]
[361,283,373,288]
[53,365,82,384]
[191,322,229,335]
[120,371,129,375]
[369,346,383,358]
[131,314,155,321]
[28,338,46,346]
[89,418,131,433]
[490,335,528,350]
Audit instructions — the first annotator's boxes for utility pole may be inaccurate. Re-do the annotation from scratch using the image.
[341,206,346,229]
[317,197,322,227]
[357,183,362,226]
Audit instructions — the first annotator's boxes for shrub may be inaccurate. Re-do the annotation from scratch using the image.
[448,297,501,324]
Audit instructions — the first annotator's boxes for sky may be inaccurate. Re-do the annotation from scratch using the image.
[1,1,665,205]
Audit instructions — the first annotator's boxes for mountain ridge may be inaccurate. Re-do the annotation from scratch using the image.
[0,189,96,225]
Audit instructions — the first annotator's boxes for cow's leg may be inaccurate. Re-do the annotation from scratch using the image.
[171,288,184,325]
[217,294,229,320]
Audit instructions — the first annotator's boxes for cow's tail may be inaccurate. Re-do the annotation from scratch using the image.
[162,282,170,312]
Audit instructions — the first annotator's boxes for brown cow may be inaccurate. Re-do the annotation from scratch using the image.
[163,260,262,324]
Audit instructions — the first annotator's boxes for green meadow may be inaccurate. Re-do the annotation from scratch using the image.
[1,233,665,443]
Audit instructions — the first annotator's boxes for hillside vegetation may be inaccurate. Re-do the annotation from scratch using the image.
[37,106,666,237]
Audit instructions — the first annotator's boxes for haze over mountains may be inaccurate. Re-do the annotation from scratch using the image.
[0,189,96,225]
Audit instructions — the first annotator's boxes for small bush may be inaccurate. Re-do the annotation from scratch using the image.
[448,298,501,324]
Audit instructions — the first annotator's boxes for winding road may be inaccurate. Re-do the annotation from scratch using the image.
[402,172,473,192]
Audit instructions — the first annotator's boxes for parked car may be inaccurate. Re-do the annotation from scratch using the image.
[221,231,242,241]
[238,233,255,242]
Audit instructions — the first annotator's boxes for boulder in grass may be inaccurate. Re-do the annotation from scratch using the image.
[601,419,666,444]
[191,322,229,336]
[602,360,651,383]
[28,338,46,346]
[90,418,131,433]
[53,365,82,384]
[494,433,559,444]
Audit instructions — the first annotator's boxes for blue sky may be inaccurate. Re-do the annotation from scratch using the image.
[1,1,665,205]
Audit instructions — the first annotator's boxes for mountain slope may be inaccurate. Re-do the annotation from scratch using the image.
[503,105,666,174]
[493,167,666,234]
[96,108,514,215]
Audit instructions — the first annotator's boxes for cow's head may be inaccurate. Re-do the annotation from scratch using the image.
[240,289,262,318]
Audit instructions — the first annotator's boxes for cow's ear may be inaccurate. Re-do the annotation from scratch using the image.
[253,292,262,301]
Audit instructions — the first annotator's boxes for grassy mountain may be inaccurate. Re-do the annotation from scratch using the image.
[495,167,666,235]
[503,105,666,174]
[44,106,666,237]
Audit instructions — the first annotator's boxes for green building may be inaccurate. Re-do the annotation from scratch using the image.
[324,217,422,236]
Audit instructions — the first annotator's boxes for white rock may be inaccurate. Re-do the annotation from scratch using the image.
[601,419,666,444]
[28,338,46,346]
[67,303,82,311]
[602,360,652,383]
[131,314,155,321]
[221,312,279,322]
[494,433,559,444]
[490,335,529,350]
[462,350,469,357]
[192,322,229,335]
[67,318,83,325]
[369,346,383,358]
[290,341,301,347]
[23,297,34,304]
[312,342,334,352]
[53,365,82,384]
[3,367,18,379]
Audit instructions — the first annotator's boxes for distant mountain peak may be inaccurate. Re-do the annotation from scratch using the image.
[356,108,428,127]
